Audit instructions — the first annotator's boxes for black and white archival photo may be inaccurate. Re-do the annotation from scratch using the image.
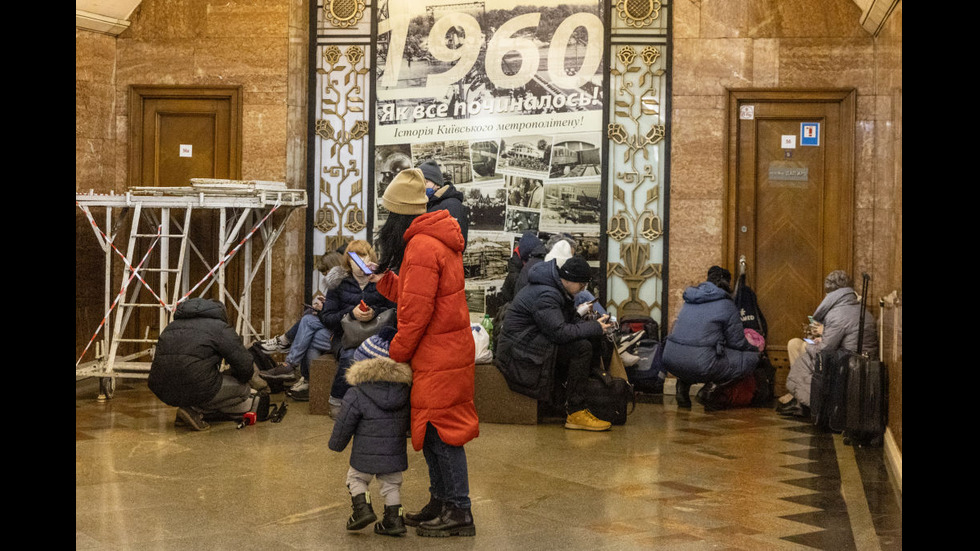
[460,183,507,231]
[470,139,501,182]
[540,181,600,232]
[549,133,602,179]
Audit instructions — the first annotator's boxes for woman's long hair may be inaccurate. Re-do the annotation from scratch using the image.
[375,212,419,274]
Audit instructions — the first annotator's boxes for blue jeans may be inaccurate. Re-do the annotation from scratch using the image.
[285,314,332,379]
[330,346,358,400]
[421,423,471,509]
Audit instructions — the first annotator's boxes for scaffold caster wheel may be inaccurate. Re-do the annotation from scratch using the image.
[98,377,115,401]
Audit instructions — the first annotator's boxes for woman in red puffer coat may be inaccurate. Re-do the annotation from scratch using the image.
[369,167,478,538]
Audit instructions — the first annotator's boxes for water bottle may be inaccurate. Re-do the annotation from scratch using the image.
[480,314,494,351]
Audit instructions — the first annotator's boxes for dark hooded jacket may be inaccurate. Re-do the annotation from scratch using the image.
[512,240,549,297]
[318,274,395,348]
[501,231,542,303]
[328,356,413,474]
[427,183,469,249]
[494,259,605,400]
[662,282,760,384]
[147,298,253,407]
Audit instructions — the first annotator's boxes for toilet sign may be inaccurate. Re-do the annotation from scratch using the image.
[801,123,819,146]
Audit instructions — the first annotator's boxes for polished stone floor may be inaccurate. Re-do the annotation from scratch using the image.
[76,378,901,550]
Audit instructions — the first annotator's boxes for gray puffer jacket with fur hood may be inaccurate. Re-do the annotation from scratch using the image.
[328,357,413,474]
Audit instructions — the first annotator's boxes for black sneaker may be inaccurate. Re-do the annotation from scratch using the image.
[259,363,297,380]
[176,407,211,431]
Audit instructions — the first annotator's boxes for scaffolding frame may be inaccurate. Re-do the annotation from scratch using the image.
[76,182,307,399]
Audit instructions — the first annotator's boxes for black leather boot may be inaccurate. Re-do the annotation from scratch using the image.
[404,497,444,527]
[374,505,407,536]
[346,493,376,531]
[416,503,476,537]
[675,380,692,408]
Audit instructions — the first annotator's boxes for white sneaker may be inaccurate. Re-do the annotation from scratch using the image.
[259,335,291,353]
[617,330,645,354]
[619,350,640,367]
[290,377,309,392]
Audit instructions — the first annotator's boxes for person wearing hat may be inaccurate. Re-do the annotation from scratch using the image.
[328,326,413,537]
[418,160,469,249]
[368,168,479,538]
[494,254,616,431]
[661,266,761,408]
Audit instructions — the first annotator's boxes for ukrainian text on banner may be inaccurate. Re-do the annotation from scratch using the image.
[374,0,605,319]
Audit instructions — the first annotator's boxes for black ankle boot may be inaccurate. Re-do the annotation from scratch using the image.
[416,503,476,537]
[374,505,407,536]
[675,380,692,408]
[404,497,444,527]
[346,493,376,531]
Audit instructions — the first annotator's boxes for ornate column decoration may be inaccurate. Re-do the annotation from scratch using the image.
[312,2,373,258]
[606,0,669,320]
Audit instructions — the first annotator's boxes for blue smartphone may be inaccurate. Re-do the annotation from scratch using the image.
[348,251,373,275]
[803,338,815,344]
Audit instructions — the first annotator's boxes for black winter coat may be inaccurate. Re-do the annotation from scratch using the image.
[318,275,396,343]
[427,183,469,248]
[494,260,604,400]
[501,231,542,303]
[147,298,253,407]
[328,357,413,474]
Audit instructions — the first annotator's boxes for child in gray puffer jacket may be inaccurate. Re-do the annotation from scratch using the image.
[328,327,412,537]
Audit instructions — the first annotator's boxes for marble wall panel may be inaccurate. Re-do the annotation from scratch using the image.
[668,104,726,199]
[778,38,875,94]
[672,38,753,96]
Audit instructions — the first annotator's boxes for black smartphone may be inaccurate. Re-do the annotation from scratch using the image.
[348,251,373,275]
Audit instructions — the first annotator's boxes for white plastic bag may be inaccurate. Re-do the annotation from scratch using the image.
[471,324,492,363]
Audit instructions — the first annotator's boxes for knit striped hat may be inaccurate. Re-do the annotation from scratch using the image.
[353,326,396,363]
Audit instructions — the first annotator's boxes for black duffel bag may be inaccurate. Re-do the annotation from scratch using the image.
[584,371,635,425]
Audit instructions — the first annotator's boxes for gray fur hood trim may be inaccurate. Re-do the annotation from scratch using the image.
[323,265,348,291]
[345,357,413,386]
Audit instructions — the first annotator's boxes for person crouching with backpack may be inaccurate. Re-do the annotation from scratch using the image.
[328,327,413,536]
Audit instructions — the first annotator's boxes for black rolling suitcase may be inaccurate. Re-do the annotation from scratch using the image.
[810,347,848,432]
[843,273,888,446]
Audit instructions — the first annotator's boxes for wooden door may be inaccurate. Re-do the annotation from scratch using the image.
[725,90,855,389]
[128,86,243,319]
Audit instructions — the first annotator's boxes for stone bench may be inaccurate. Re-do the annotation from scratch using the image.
[307,355,537,424]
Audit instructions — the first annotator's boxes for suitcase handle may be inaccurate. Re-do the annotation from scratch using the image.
[857,272,870,356]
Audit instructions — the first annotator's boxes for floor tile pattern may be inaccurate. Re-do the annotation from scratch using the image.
[77,380,900,550]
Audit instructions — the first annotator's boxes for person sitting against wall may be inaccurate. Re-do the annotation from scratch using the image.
[494,255,616,431]
[419,160,469,250]
[148,297,268,431]
[661,266,761,408]
[776,270,878,417]
[256,248,349,401]
[318,239,397,418]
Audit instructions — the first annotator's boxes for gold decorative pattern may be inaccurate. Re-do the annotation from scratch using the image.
[616,0,663,29]
[315,42,371,246]
[606,43,667,318]
[323,0,366,29]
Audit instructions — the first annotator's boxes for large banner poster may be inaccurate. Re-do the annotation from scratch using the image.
[374,0,605,320]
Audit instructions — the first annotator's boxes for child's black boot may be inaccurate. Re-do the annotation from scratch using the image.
[374,504,407,536]
[346,493,376,531]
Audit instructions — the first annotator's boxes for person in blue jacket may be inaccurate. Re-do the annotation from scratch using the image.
[662,266,760,408]
[328,328,412,536]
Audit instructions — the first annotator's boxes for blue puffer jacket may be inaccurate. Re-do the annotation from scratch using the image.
[662,281,760,384]
[318,275,396,342]
[494,259,604,400]
[328,357,413,475]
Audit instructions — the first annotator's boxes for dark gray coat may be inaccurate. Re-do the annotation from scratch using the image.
[328,357,412,474]
[662,282,760,384]
[148,298,253,407]
[494,259,604,400]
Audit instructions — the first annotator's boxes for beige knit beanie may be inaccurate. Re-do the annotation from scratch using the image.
[382,168,428,215]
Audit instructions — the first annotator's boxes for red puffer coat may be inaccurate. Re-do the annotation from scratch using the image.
[376,209,479,450]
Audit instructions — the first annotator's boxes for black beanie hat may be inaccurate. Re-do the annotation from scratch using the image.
[419,161,444,187]
[707,265,732,286]
[558,255,592,283]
